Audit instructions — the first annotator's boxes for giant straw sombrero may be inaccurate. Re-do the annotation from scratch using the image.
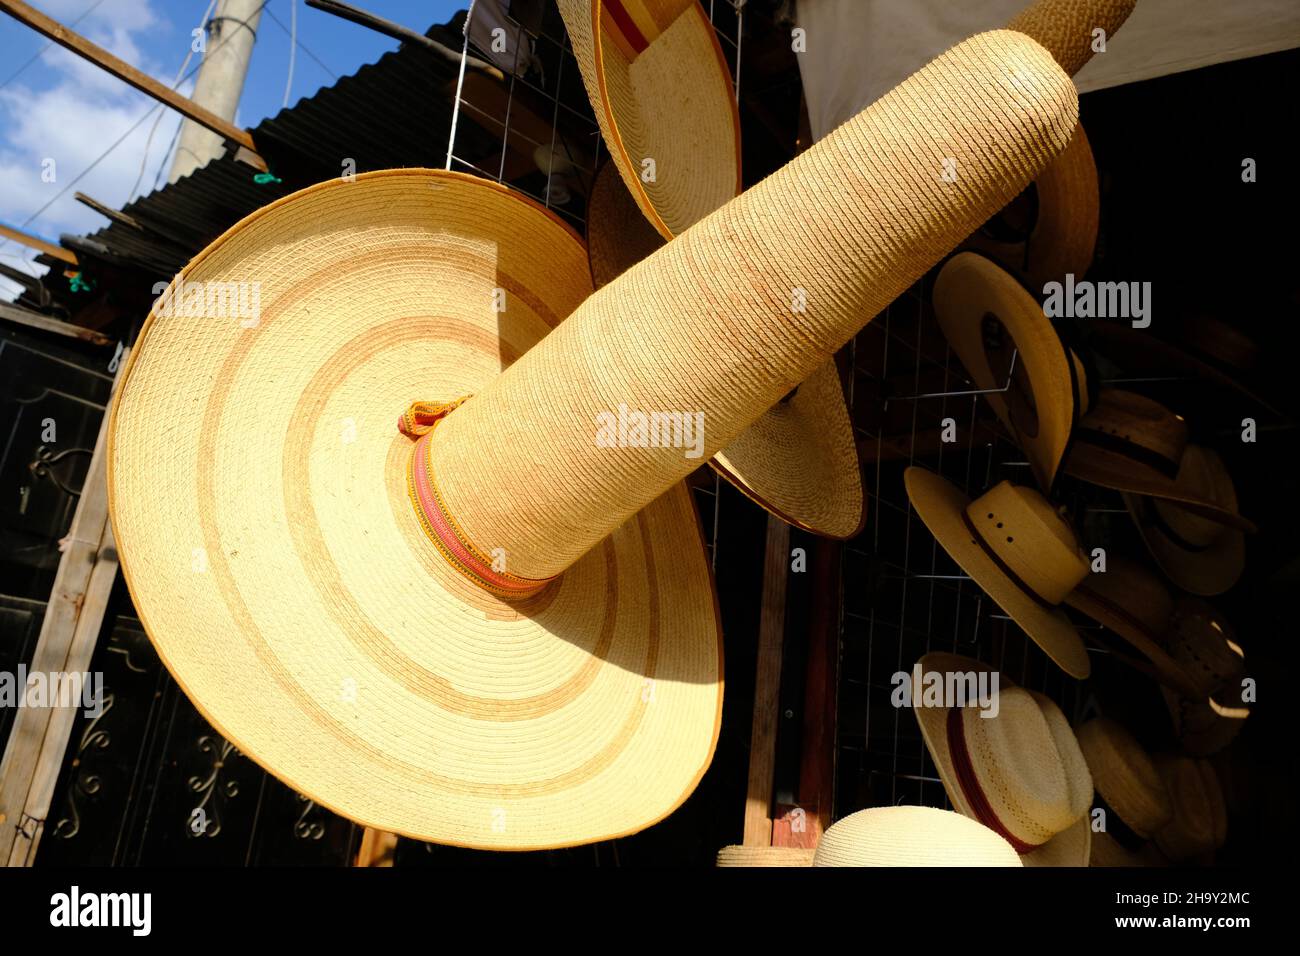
[914,653,1093,865]
[586,162,863,537]
[581,64,862,538]
[904,471,1092,677]
[962,0,1137,288]
[109,31,1079,847]
[934,251,1086,493]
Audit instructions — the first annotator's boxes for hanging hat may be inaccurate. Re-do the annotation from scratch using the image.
[1064,390,1256,532]
[934,251,1084,493]
[559,0,740,240]
[1077,717,1173,866]
[960,0,1138,288]
[1152,754,1228,863]
[715,846,816,867]
[1064,555,1206,699]
[914,653,1093,865]
[1158,599,1251,756]
[904,470,1092,677]
[717,806,1023,867]
[1122,446,1248,596]
[586,161,863,537]
[109,30,1079,847]
[1088,312,1288,418]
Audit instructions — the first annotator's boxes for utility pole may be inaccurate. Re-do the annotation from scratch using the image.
[169,0,264,183]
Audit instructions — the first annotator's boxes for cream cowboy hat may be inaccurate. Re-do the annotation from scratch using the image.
[717,805,1022,867]
[585,160,863,538]
[904,470,1092,677]
[1122,446,1249,596]
[914,653,1093,865]
[108,31,1078,847]
[934,251,1087,493]
[1077,718,1173,866]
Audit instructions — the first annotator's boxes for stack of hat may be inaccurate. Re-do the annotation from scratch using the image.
[1077,718,1172,866]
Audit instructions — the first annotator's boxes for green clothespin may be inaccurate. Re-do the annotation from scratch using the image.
[69,272,96,293]
[254,171,283,185]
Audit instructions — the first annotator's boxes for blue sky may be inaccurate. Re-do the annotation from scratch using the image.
[0,0,464,298]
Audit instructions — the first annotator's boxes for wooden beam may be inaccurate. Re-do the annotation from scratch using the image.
[0,353,128,865]
[742,515,791,846]
[74,192,144,231]
[354,828,398,866]
[0,0,258,154]
[0,221,76,265]
[0,301,112,346]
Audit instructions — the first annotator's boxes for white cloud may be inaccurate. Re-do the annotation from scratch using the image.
[0,0,193,301]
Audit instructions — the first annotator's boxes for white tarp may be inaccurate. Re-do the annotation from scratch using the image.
[793,0,1300,140]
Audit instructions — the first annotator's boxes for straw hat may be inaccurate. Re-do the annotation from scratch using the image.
[1064,390,1257,533]
[558,0,740,240]
[961,0,1137,288]
[1076,718,1173,866]
[1158,599,1251,756]
[1064,556,1204,698]
[914,653,1093,865]
[586,161,863,538]
[1152,754,1227,863]
[814,806,1022,866]
[934,251,1084,493]
[1122,447,1248,596]
[717,806,1023,867]
[904,470,1092,677]
[110,29,1079,847]
[963,124,1099,292]
[715,846,816,867]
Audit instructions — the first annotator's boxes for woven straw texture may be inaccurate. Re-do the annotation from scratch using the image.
[813,806,1022,867]
[587,128,863,538]
[934,251,1078,492]
[715,846,816,867]
[1007,0,1137,78]
[914,653,1092,866]
[559,0,741,239]
[1077,718,1173,837]
[108,171,723,849]
[432,31,1078,580]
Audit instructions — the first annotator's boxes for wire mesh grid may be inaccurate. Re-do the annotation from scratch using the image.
[833,273,1110,818]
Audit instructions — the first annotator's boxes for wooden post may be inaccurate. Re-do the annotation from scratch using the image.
[354,828,399,866]
[0,0,261,157]
[0,351,128,866]
[742,514,790,846]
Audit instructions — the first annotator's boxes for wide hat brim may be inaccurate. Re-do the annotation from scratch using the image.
[914,653,1091,866]
[1122,491,1245,596]
[904,469,1091,678]
[963,122,1098,292]
[1064,444,1256,534]
[586,160,864,538]
[934,251,1079,494]
[561,0,741,239]
[108,170,723,849]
